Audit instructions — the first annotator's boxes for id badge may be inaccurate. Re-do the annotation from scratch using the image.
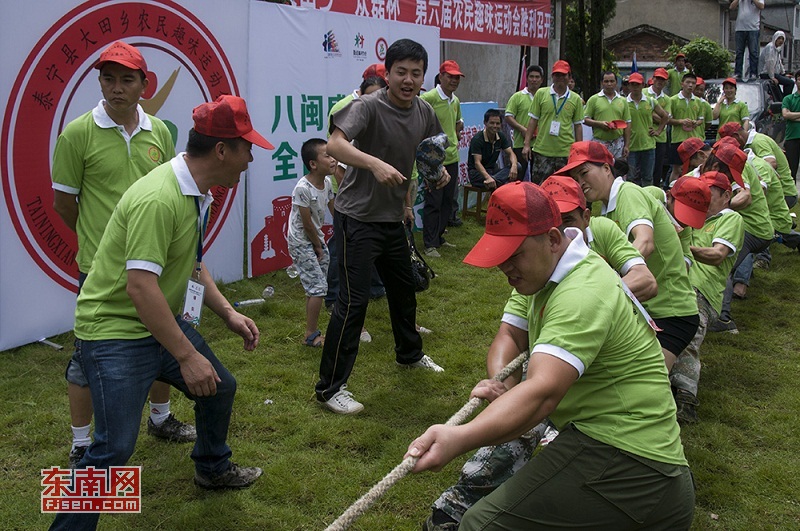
[549,120,561,136]
[181,278,205,327]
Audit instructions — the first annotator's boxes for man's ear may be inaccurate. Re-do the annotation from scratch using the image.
[214,141,226,160]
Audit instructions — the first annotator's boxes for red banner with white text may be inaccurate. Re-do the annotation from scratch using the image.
[294,0,551,47]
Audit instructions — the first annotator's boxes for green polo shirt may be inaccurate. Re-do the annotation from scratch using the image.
[749,154,792,234]
[782,92,800,141]
[602,178,698,319]
[739,161,775,240]
[666,67,688,97]
[52,103,175,273]
[420,86,462,165]
[695,98,712,138]
[504,231,686,466]
[646,87,671,144]
[717,100,749,139]
[505,88,535,148]
[74,156,212,340]
[689,209,744,314]
[529,86,584,158]
[585,91,631,141]
[746,131,798,197]
[669,93,704,144]
[627,94,659,152]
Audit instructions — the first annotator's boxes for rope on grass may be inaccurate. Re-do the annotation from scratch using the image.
[324,350,530,531]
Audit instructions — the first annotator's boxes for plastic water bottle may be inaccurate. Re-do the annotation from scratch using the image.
[234,298,265,308]
[286,264,299,278]
[262,286,275,298]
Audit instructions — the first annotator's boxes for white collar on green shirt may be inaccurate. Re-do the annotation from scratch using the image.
[351,89,360,99]
[597,90,621,102]
[547,227,590,285]
[626,93,649,107]
[745,128,757,146]
[646,86,663,98]
[677,92,696,102]
[92,100,152,131]
[436,84,456,103]
[521,87,535,99]
[172,153,214,222]
[602,176,626,215]
[549,84,570,99]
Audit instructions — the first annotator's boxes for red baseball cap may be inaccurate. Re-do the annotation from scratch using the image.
[714,136,740,149]
[678,138,710,174]
[95,41,147,73]
[192,95,274,150]
[676,53,686,60]
[541,175,587,212]
[718,121,743,139]
[723,77,737,86]
[439,60,465,77]
[653,68,669,80]
[712,143,746,188]
[695,77,705,87]
[628,72,644,84]
[702,171,732,193]
[552,60,571,75]
[553,141,615,176]
[362,63,386,80]
[670,176,711,229]
[463,182,561,268]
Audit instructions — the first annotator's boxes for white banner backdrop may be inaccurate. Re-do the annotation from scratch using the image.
[246,2,439,277]
[0,0,250,350]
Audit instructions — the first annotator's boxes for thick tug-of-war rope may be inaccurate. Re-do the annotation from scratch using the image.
[324,351,530,531]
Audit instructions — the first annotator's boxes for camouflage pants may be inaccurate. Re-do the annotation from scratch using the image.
[530,154,568,184]
[432,423,549,523]
[670,289,714,397]
[595,136,625,160]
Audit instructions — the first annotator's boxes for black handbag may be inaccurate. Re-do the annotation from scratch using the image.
[405,224,435,292]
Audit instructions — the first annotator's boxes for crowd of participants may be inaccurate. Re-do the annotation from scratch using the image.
[47,35,798,531]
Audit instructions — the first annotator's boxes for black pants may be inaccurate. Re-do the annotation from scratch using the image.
[721,230,772,320]
[316,211,423,402]
[653,142,669,189]
[785,138,800,183]
[760,73,794,101]
[512,147,530,181]
[423,161,458,249]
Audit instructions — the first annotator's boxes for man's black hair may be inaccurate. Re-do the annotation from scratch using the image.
[483,108,503,123]
[527,64,544,77]
[359,75,387,95]
[185,129,246,157]
[602,71,617,80]
[681,72,697,82]
[301,138,327,170]
[385,39,428,75]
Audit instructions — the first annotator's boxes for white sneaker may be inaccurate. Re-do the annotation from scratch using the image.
[360,330,372,343]
[417,326,433,334]
[321,386,364,415]
[398,354,444,372]
[441,241,456,248]
[424,247,441,258]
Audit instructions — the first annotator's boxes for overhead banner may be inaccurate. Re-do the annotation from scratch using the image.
[293,0,551,47]
[246,2,439,277]
[0,0,249,350]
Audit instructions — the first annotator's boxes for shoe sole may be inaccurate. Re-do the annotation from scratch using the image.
[194,471,263,490]
[319,401,364,415]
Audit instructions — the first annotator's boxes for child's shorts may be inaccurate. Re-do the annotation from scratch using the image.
[288,239,330,297]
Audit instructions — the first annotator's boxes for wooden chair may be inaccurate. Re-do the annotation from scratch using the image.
[462,185,492,222]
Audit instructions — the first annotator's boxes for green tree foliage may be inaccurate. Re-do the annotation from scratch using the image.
[564,0,617,95]
[666,38,732,79]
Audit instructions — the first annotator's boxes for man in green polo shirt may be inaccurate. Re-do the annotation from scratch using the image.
[666,53,690,96]
[667,173,744,423]
[648,68,673,188]
[522,60,584,184]
[50,95,272,531]
[420,60,464,256]
[51,40,192,468]
[584,71,631,159]
[410,182,693,531]
[627,72,670,187]
[505,64,544,180]
[667,73,705,183]
[693,77,714,139]
[781,70,800,195]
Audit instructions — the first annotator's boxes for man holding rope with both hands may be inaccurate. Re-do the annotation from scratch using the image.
[407,181,694,530]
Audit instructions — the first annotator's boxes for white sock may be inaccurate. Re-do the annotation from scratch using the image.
[71,425,91,450]
[149,401,170,426]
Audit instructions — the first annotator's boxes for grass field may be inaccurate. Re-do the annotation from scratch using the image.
[2,217,799,529]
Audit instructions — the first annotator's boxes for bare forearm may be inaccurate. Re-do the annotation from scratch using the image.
[690,245,729,266]
[486,323,529,388]
[53,191,79,232]
[199,265,236,322]
[622,264,658,302]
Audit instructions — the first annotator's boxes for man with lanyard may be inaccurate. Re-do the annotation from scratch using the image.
[667,173,744,423]
[49,95,272,531]
[51,40,193,468]
[626,72,670,187]
[583,71,631,159]
[505,64,545,180]
[410,182,694,531]
[666,53,690,96]
[667,73,704,183]
[648,68,674,189]
[522,60,584,184]
[420,60,464,257]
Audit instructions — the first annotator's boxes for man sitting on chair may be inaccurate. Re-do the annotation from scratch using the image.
[468,109,520,190]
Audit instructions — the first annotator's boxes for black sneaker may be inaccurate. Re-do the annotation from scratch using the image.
[194,463,263,490]
[447,218,463,228]
[423,509,459,531]
[147,413,197,442]
[707,317,739,334]
[68,446,88,469]
[675,390,699,424]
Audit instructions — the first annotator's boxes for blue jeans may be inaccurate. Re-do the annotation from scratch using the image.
[628,149,656,187]
[51,318,237,530]
[735,30,760,78]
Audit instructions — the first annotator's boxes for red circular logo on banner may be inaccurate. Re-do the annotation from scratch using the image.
[375,38,387,61]
[1,0,240,292]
